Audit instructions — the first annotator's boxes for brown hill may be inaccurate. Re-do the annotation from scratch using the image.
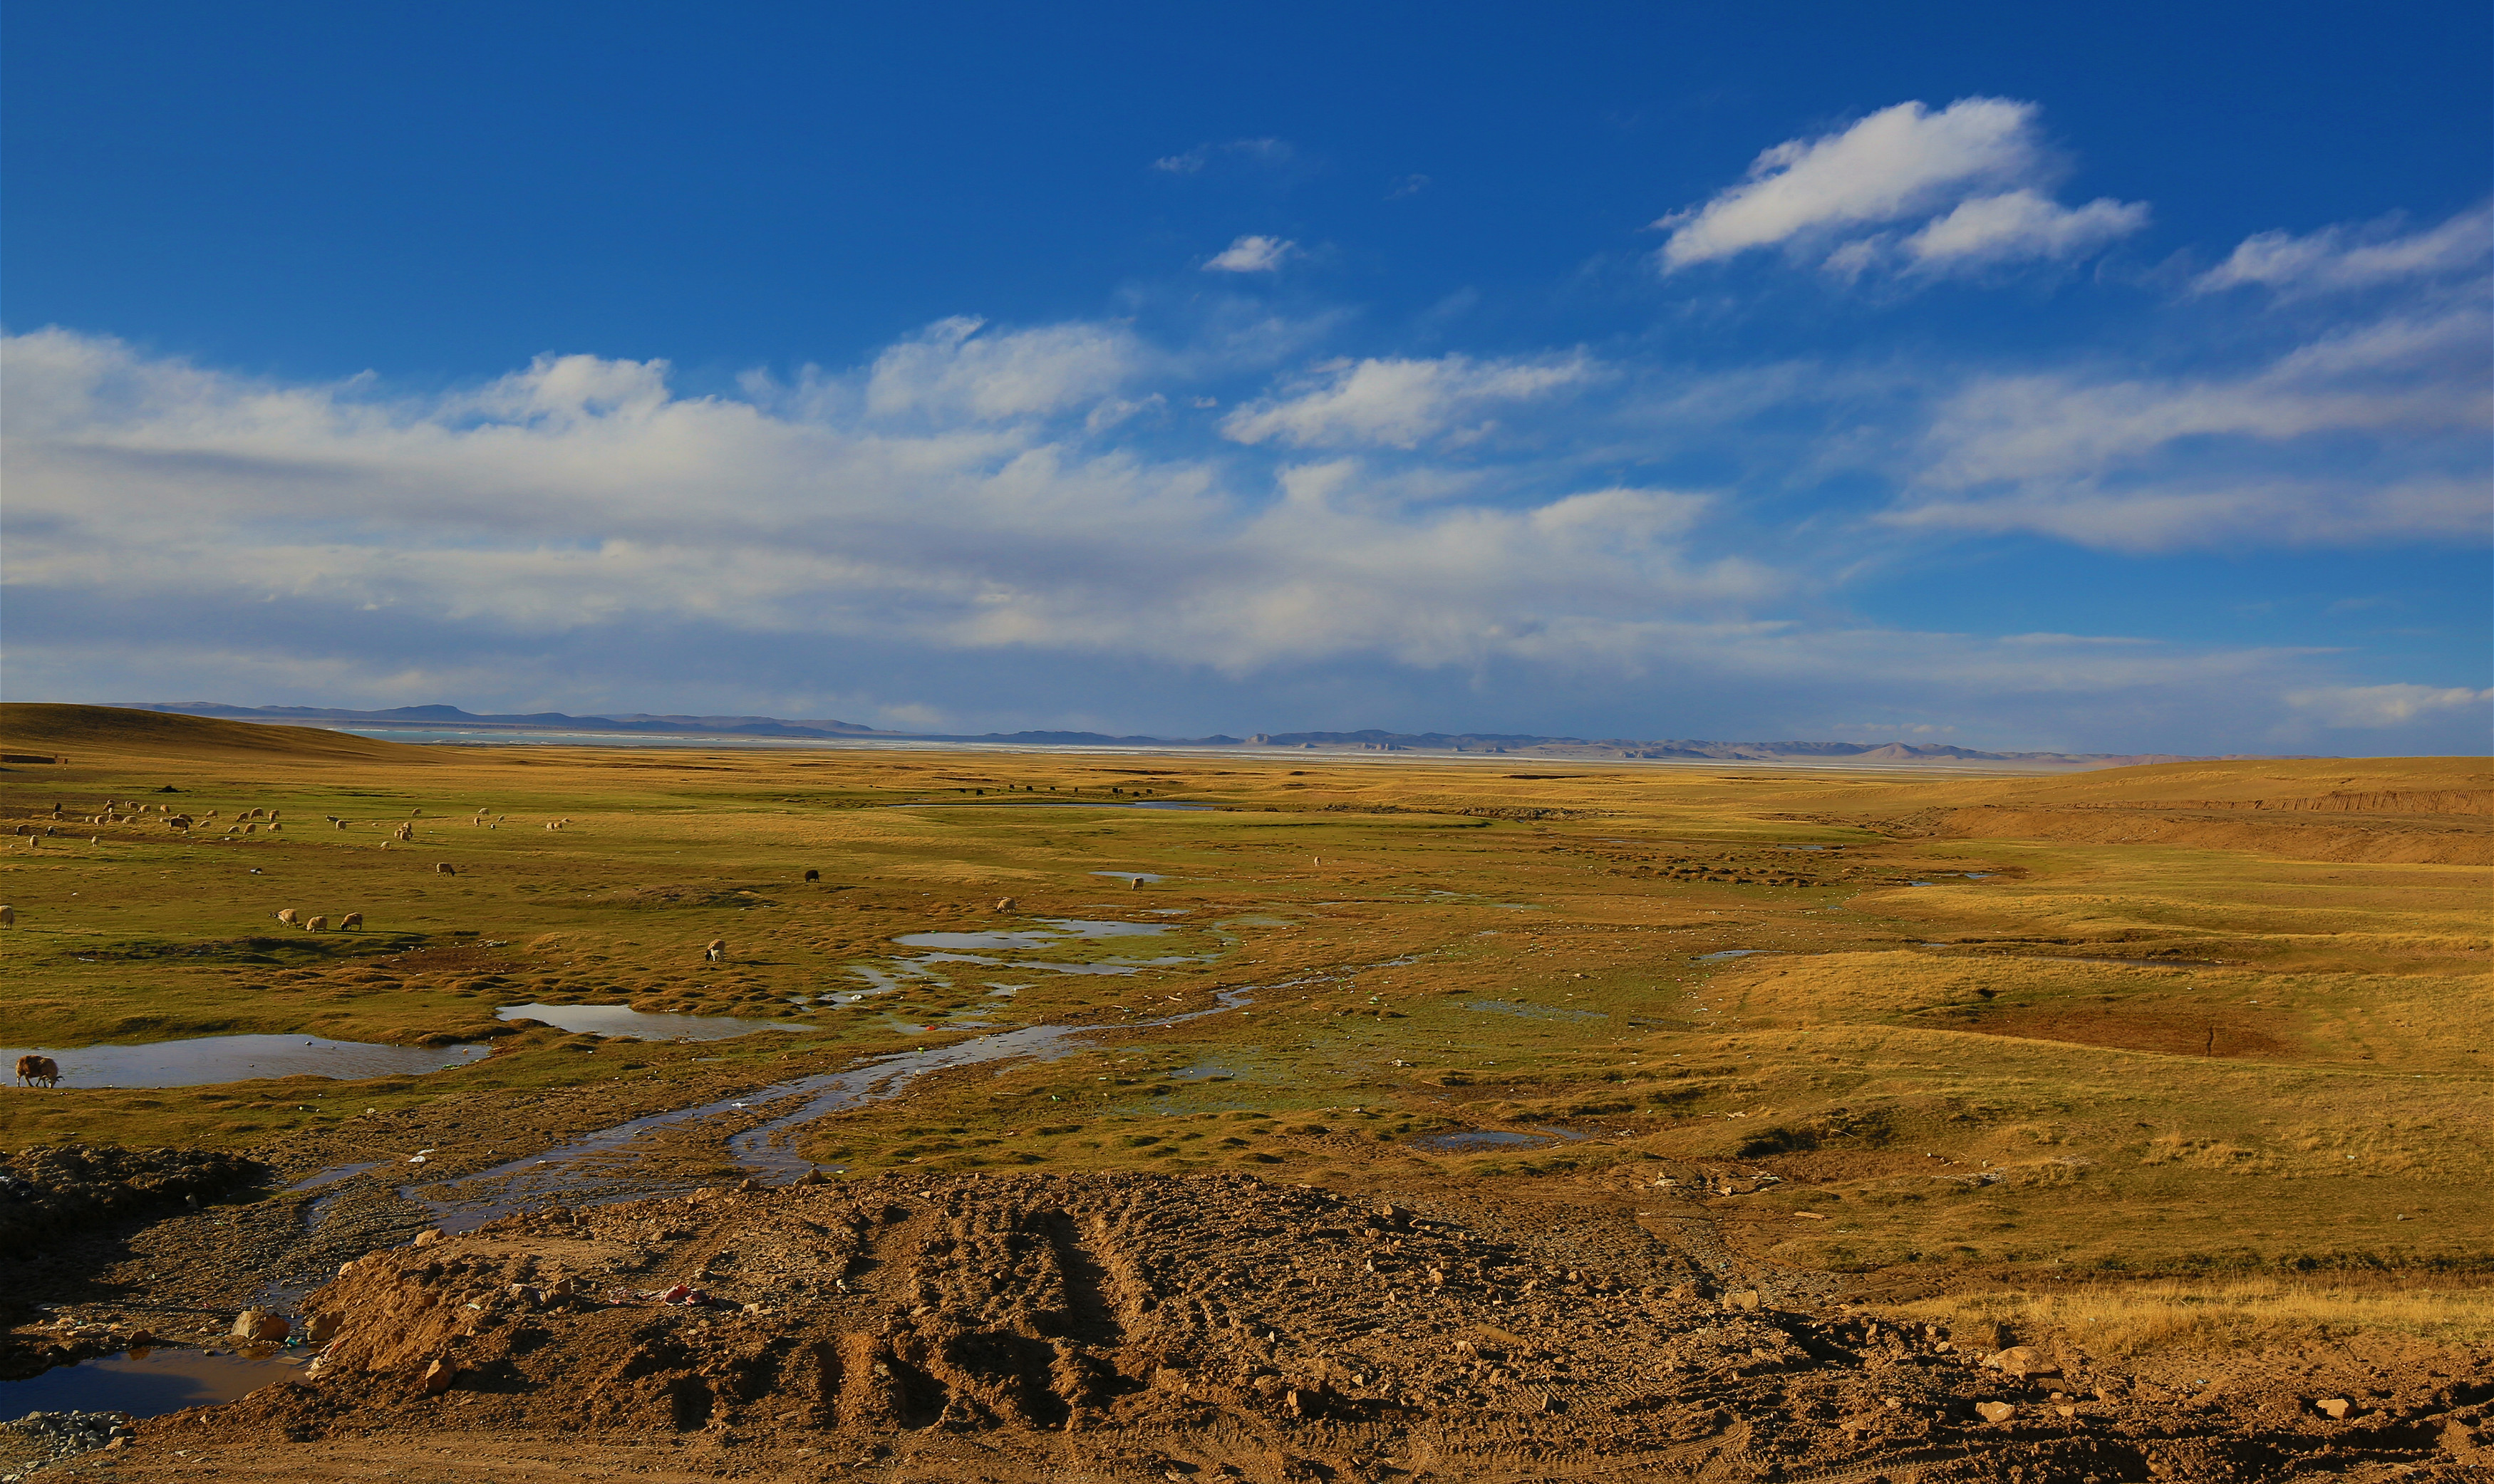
[0,704,438,765]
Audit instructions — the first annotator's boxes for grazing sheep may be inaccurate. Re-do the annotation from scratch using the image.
[304,915,331,931]
[275,908,300,926]
[803,868,820,883]
[705,939,726,964]
[0,905,15,926]
[435,862,457,876]
[338,912,363,930]
[15,1055,59,1089]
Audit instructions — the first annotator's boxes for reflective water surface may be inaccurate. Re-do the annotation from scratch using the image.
[0,1349,306,1418]
[495,1004,807,1042]
[0,1035,487,1088]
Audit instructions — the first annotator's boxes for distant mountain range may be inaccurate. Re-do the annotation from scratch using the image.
[117,702,2234,769]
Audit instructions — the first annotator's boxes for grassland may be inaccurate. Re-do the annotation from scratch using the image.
[3,704,2488,1381]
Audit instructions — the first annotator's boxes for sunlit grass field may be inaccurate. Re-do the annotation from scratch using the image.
[2,705,2487,1364]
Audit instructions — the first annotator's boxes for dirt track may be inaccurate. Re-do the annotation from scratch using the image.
[79,1172,2485,1482]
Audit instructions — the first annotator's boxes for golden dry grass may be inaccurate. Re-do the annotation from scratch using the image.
[1,705,2487,1292]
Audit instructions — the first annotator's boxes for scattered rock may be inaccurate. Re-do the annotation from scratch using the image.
[2318,1397,2353,1419]
[412,1228,443,1247]
[231,1309,289,1343]
[1985,1345,2059,1379]
[1975,1401,2017,1423]
[420,1359,457,1396]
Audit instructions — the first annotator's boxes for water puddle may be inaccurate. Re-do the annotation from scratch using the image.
[1694,950,1766,962]
[1090,871,1167,884]
[281,1162,386,1195]
[412,986,1268,1230]
[884,919,1210,979]
[495,1005,809,1041]
[0,1035,488,1089]
[0,1349,306,1418]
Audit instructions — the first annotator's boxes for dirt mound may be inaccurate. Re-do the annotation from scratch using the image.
[0,1145,270,1260]
[0,704,435,764]
[150,1173,2489,1480]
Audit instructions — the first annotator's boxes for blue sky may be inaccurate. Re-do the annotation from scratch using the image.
[4,2,2488,752]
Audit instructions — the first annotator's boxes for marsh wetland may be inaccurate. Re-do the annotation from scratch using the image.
[1,705,2488,1482]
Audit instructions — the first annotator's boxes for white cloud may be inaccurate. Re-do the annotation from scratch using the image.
[2195,204,2493,299]
[862,315,1149,421]
[1900,190,2148,268]
[0,328,1724,685]
[1886,296,2492,550]
[1219,353,1597,449]
[1204,235,1299,274]
[1657,98,2146,278]
[2283,684,2493,729]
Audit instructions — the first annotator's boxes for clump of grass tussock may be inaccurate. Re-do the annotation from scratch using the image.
[1888,1276,2494,1359]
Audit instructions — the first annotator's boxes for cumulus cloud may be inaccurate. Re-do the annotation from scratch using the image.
[1657,98,2146,278]
[2282,683,2493,729]
[1219,353,1598,449]
[0,328,1731,689]
[1204,235,1300,274]
[2195,204,2493,299]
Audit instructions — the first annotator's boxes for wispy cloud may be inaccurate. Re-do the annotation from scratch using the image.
[1152,137,1293,175]
[2283,683,2493,729]
[2194,204,2493,299]
[1658,98,2148,279]
[1204,235,1300,274]
[1219,353,1598,449]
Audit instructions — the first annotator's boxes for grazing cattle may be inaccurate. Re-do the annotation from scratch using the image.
[304,915,331,932]
[275,908,300,926]
[338,912,363,930]
[705,939,726,964]
[15,1055,59,1089]
[0,905,16,926]
[435,862,457,876]
[803,868,820,883]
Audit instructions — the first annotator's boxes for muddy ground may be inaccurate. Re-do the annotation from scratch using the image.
[6,1155,2490,1482]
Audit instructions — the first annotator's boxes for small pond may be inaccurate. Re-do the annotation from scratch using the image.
[895,918,1178,953]
[495,1005,809,1042]
[0,1035,489,1088]
[0,1349,306,1418]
